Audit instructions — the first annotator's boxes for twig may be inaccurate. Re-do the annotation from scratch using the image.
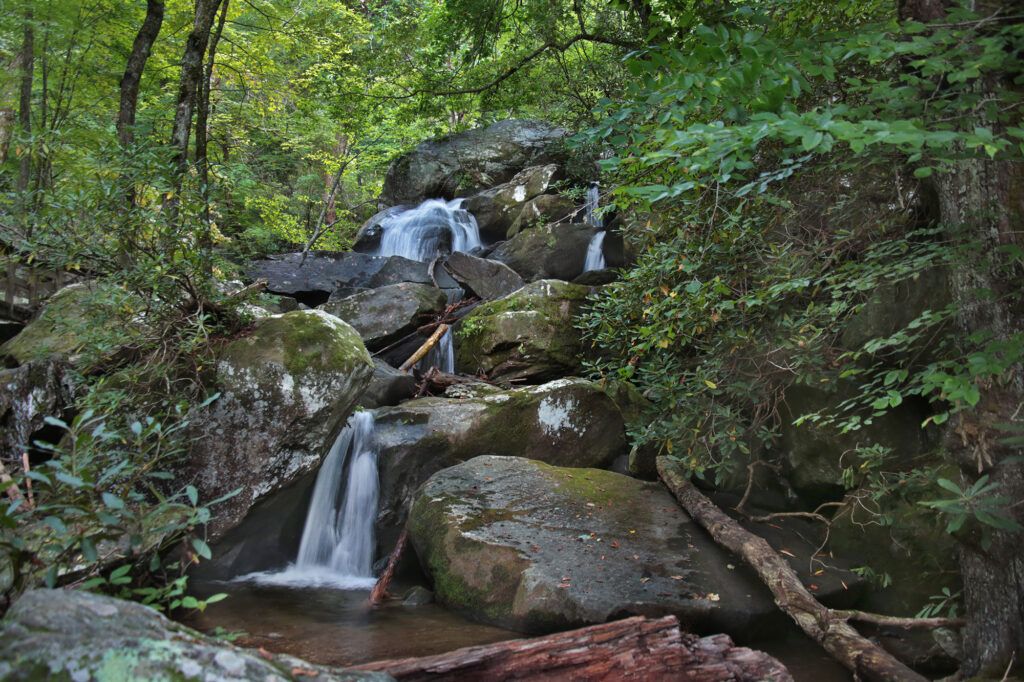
[832,610,965,630]
[20,452,34,509]
[368,528,407,606]
[399,324,449,372]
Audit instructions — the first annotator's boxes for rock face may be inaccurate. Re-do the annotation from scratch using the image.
[408,456,782,637]
[490,223,597,282]
[320,282,447,351]
[442,251,524,300]
[0,589,389,682]
[455,280,588,383]
[0,360,74,461]
[507,194,579,237]
[1,283,103,365]
[373,378,627,533]
[380,120,571,207]
[247,252,456,304]
[188,310,374,539]
[463,164,561,242]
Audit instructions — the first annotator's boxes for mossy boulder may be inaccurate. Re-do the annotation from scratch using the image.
[373,378,627,535]
[0,589,390,681]
[0,282,132,366]
[490,223,598,282]
[319,282,447,351]
[380,119,571,206]
[188,310,374,539]
[507,194,578,237]
[463,164,562,242]
[455,279,589,383]
[408,456,783,637]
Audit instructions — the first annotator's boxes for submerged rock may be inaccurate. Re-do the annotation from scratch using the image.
[320,282,447,351]
[408,456,781,637]
[374,378,627,533]
[380,119,571,206]
[455,279,589,383]
[188,310,374,539]
[442,252,524,301]
[0,589,390,681]
[463,164,562,242]
[490,223,598,282]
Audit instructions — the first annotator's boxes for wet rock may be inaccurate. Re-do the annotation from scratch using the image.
[358,359,418,409]
[490,223,598,282]
[320,283,447,351]
[507,194,579,237]
[380,120,571,206]
[442,252,524,300]
[0,589,390,681]
[455,280,589,383]
[187,310,374,539]
[247,253,456,306]
[0,360,74,461]
[402,586,435,606]
[374,378,627,533]
[353,205,409,253]
[463,165,561,242]
[408,456,782,637]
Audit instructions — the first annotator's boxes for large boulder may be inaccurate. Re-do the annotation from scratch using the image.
[442,251,524,300]
[463,165,561,242]
[320,282,447,351]
[373,378,627,534]
[358,358,418,409]
[455,280,588,383]
[247,252,457,305]
[188,310,374,539]
[380,120,571,206]
[507,193,579,237]
[490,223,597,282]
[0,589,388,681]
[409,456,784,637]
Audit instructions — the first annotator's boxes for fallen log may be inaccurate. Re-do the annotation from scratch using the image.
[368,527,407,606]
[355,615,792,681]
[399,324,449,372]
[657,457,928,682]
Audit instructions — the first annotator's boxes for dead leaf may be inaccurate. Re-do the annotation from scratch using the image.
[610,540,620,549]
[258,648,273,661]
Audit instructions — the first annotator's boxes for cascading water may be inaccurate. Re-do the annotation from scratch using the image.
[583,231,607,272]
[584,183,603,229]
[238,411,380,589]
[378,198,482,262]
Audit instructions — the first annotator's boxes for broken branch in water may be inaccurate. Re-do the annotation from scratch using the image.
[399,323,449,372]
[368,528,408,607]
[657,457,928,682]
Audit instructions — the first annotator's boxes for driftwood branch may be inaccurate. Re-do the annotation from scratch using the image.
[832,609,965,630]
[368,527,407,607]
[355,615,792,681]
[399,324,449,372]
[657,457,927,682]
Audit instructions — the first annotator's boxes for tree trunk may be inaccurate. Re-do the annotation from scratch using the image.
[355,615,792,681]
[897,1,1024,675]
[169,0,223,180]
[16,6,34,194]
[657,458,927,682]
[117,0,165,147]
[195,0,228,214]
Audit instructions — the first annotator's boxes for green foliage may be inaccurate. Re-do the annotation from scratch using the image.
[0,398,236,611]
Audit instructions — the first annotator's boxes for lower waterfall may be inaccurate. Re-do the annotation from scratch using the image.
[237,411,379,589]
[583,231,607,272]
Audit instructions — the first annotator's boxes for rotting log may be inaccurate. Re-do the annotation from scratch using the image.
[368,528,407,607]
[355,615,792,681]
[657,457,928,682]
[399,323,449,372]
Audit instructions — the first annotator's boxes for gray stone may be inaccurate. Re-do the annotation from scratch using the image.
[455,279,589,383]
[442,252,524,300]
[409,456,782,637]
[320,282,447,351]
[463,165,562,242]
[490,223,598,282]
[359,358,418,409]
[401,586,435,606]
[380,120,572,206]
[0,589,390,681]
[507,194,579,237]
[0,360,74,462]
[187,310,374,540]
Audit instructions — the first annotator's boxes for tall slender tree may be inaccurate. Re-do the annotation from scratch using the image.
[117,0,165,148]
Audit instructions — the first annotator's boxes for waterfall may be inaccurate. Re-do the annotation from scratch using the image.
[378,198,482,262]
[237,412,380,589]
[584,183,603,229]
[583,231,606,272]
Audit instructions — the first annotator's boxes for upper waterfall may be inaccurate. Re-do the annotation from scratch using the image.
[378,198,482,262]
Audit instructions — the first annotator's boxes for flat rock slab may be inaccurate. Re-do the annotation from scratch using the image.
[443,251,524,300]
[409,456,782,638]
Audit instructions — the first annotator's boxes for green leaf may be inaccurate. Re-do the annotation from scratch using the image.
[186,485,198,506]
[102,492,125,510]
[192,538,212,561]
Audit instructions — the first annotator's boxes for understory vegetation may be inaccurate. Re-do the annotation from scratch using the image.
[0,0,1021,676]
